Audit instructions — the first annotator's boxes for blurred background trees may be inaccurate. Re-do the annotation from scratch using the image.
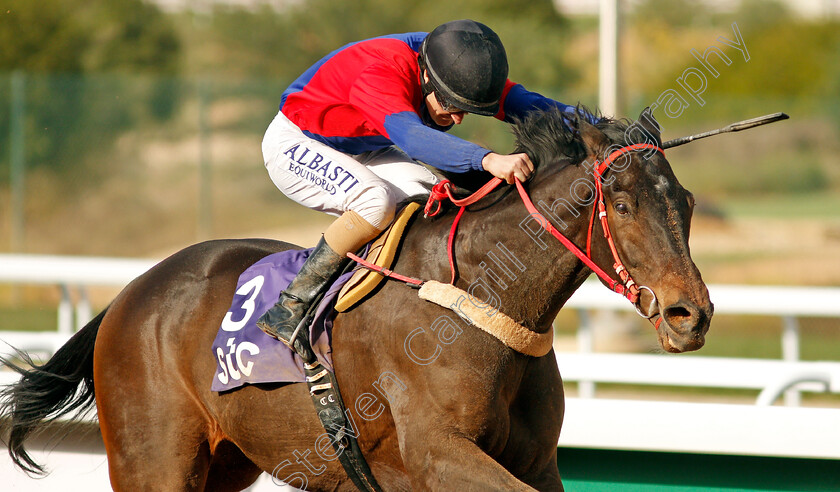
[0,0,180,180]
[0,0,180,73]
[1,0,839,258]
[182,0,576,88]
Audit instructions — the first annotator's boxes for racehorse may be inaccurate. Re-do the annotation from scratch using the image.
[1,108,712,491]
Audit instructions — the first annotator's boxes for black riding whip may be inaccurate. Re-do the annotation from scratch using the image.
[661,112,789,149]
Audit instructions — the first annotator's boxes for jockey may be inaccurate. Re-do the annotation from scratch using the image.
[258,19,583,350]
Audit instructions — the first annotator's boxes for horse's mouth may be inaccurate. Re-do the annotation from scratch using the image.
[646,295,712,353]
[657,322,706,353]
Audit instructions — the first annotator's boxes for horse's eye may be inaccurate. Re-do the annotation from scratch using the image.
[615,202,630,215]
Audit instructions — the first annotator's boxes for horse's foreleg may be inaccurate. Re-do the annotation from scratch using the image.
[399,432,541,492]
[521,459,564,492]
[203,440,264,492]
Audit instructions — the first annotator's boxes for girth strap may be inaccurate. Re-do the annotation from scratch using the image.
[294,290,382,491]
[302,359,382,492]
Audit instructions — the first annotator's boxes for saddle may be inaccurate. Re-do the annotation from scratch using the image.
[334,202,420,311]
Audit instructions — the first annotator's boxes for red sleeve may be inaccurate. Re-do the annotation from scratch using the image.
[348,62,422,139]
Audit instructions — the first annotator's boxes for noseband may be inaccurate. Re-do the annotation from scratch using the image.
[424,143,665,319]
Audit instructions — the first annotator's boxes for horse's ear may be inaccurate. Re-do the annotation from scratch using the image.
[577,118,610,156]
[637,106,662,143]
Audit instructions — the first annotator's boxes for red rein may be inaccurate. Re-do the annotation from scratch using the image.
[423,143,665,307]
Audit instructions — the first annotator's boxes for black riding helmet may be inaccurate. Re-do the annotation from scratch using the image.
[419,20,509,116]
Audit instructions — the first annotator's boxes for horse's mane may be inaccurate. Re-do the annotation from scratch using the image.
[439,105,639,192]
[512,105,641,168]
[511,105,589,166]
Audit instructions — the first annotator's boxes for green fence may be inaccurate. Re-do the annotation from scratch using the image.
[558,448,840,492]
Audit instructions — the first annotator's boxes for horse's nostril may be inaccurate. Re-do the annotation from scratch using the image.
[663,304,693,327]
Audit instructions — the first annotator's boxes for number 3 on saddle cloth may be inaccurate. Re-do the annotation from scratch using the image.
[210,203,420,393]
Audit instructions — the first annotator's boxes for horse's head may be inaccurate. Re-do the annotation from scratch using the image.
[575,108,713,352]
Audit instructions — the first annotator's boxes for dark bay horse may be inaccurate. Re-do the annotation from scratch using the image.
[1,108,712,491]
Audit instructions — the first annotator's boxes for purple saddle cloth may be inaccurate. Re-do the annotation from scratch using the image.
[210,248,355,393]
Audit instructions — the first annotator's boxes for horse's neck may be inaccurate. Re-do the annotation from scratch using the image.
[407,167,593,332]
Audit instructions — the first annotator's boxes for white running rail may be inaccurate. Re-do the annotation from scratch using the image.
[1,254,840,471]
[2,254,840,409]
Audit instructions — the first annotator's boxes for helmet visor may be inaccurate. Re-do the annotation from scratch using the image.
[433,89,463,113]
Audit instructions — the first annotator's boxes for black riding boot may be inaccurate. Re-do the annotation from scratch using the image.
[257,238,347,356]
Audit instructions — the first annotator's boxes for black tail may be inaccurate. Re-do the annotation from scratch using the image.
[0,307,106,474]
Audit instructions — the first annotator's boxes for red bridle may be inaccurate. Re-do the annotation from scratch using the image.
[423,143,665,317]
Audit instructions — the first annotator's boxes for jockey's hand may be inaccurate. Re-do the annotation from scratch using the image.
[481,152,534,184]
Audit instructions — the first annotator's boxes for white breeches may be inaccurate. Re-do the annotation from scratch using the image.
[262,111,439,229]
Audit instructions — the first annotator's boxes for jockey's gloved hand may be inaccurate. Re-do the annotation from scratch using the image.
[481,152,534,184]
